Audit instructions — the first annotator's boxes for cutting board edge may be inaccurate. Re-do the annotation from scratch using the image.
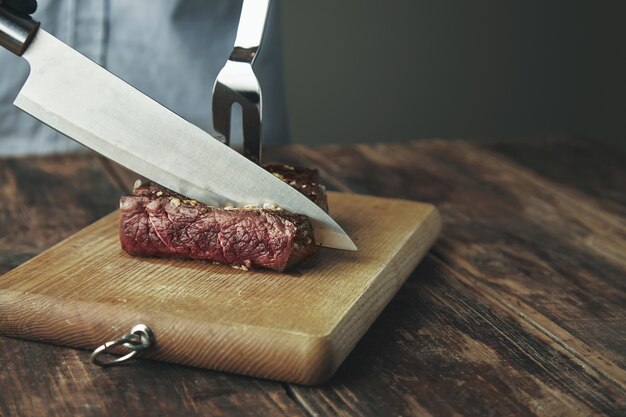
[0,287,350,384]
[326,204,442,375]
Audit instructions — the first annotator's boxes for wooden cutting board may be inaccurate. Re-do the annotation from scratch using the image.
[0,192,440,384]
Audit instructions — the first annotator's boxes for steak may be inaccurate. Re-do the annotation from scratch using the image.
[119,165,326,272]
[263,163,328,212]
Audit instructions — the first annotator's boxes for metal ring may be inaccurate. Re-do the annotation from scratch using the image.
[91,334,141,367]
[91,324,155,367]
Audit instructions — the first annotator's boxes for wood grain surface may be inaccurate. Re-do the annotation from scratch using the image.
[1,138,625,416]
[0,193,440,384]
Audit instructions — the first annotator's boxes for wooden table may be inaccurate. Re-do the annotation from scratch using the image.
[1,138,625,416]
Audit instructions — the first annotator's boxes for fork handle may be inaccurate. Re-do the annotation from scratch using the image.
[230,0,270,63]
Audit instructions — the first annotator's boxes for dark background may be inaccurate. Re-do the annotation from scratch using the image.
[281,0,626,148]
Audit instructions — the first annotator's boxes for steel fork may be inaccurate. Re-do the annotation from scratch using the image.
[212,0,270,164]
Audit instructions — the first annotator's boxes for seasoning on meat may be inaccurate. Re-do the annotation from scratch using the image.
[119,165,326,272]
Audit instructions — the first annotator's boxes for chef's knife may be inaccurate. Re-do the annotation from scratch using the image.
[0,6,356,251]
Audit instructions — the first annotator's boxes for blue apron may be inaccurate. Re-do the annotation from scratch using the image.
[0,0,288,155]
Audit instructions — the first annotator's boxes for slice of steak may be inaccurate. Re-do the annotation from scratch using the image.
[119,165,324,272]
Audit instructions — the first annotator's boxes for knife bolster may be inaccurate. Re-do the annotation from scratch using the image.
[0,6,40,56]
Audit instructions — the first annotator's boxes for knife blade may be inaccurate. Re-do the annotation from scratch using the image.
[3,26,356,250]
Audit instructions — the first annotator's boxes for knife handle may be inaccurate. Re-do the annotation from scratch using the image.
[0,4,40,56]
